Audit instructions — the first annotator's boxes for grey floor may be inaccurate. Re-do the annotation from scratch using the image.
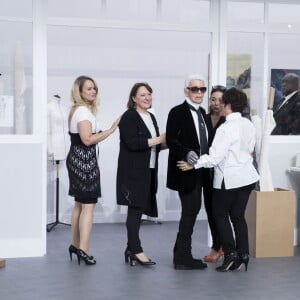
[1,220,300,300]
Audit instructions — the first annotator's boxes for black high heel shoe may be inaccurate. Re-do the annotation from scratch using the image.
[69,245,94,261]
[124,249,131,263]
[77,249,96,265]
[216,252,238,272]
[230,253,249,271]
[129,253,156,267]
[69,245,78,261]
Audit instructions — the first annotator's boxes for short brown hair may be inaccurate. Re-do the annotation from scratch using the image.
[127,82,153,109]
[223,87,248,113]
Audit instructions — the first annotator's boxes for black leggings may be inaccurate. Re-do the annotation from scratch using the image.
[212,183,255,255]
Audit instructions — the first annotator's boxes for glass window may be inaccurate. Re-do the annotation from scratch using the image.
[0,21,33,134]
[227,1,264,27]
[47,0,103,19]
[161,0,210,26]
[48,0,157,21]
[0,0,32,18]
[269,3,300,31]
[268,33,300,135]
[269,33,300,74]
[106,0,157,21]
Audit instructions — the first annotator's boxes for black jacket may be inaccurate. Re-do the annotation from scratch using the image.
[116,109,160,217]
[166,101,211,194]
[272,91,300,135]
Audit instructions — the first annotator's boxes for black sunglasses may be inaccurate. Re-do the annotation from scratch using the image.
[187,86,207,93]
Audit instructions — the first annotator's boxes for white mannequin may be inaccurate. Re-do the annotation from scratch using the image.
[47,95,67,161]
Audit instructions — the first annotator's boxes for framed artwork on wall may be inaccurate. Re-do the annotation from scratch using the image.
[226,54,251,99]
[270,68,300,109]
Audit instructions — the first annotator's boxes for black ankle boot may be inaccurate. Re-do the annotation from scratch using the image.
[216,252,238,272]
[230,253,249,271]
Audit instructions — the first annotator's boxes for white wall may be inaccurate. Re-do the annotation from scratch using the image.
[269,137,300,245]
[0,143,45,258]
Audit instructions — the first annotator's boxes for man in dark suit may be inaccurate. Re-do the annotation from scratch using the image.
[166,74,211,269]
[272,73,300,135]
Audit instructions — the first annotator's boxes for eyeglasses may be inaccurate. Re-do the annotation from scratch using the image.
[211,85,226,93]
[186,86,207,93]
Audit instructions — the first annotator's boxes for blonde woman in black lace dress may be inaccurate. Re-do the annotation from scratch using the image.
[67,76,119,265]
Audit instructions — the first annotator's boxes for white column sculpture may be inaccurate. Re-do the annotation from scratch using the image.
[14,41,27,134]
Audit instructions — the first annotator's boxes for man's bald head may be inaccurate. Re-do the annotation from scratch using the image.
[281,73,299,96]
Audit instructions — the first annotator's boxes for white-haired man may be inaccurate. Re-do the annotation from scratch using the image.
[166,74,211,270]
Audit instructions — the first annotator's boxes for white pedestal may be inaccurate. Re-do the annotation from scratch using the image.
[288,167,300,245]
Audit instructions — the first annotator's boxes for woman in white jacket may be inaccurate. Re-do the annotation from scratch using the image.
[177,87,259,272]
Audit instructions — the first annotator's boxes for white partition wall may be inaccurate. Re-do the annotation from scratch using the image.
[0,0,47,258]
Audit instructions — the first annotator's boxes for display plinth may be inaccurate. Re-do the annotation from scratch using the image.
[0,258,6,268]
[245,189,295,258]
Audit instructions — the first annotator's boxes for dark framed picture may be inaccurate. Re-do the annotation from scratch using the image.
[270,68,300,109]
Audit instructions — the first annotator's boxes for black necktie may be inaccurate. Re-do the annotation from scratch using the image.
[188,104,208,154]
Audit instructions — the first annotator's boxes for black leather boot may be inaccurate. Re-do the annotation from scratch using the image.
[173,233,207,270]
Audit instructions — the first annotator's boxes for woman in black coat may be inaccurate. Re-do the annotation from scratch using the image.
[116,82,165,267]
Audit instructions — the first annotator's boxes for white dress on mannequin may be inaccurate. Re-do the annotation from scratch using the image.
[47,96,68,161]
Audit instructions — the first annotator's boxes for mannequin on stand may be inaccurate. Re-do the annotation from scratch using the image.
[47,94,69,232]
[47,94,67,161]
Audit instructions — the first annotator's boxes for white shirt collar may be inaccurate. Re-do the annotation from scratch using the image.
[285,90,297,101]
[185,97,201,110]
[226,112,241,121]
[278,91,297,109]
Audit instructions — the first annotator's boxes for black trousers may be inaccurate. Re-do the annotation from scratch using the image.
[175,181,203,259]
[126,206,143,254]
[126,170,156,254]
[212,183,255,255]
[203,172,221,251]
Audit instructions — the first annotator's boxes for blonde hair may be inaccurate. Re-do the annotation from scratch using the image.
[71,75,100,115]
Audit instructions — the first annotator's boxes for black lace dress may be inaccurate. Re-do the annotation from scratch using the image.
[66,133,101,203]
